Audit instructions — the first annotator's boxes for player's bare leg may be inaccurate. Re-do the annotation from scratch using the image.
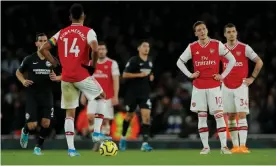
[20,122,37,148]
[214,110,231,154]
[65,109,80,157]
[198,111,210,154]
[102,119,111,135]
[228,113,240,153]
[119,112,134,151]
[33,118,51,155]
[238,112,250,153]
[140,108,153,152]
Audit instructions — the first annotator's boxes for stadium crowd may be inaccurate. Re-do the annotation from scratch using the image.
[2,2,276,137]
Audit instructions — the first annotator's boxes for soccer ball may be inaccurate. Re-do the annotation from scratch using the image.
[99,140,118,156]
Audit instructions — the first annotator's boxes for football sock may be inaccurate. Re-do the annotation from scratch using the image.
[228,119,239,147]
[94,114,104,133]
[198,112,209,148]
[23,123,30,134]
[35,127,50,148]
[238,118,248,146]
[65,117,75,150]
[141,124,150,143]
[122,120,130,137]
[214,112,227,148]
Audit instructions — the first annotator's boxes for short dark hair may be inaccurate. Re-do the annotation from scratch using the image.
[36,33,47,41]
[138,39,150,47]
[224,23,236,32]
[193,21,206,32]
[70,3,84,20]
[98,41,106,46]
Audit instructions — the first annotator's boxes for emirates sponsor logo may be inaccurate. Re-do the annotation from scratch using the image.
[93,73,108,78]
[224,62,243,67]
[195,56,216,66]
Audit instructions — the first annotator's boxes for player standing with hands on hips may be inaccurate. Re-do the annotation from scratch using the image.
[119,41,154,152]
[221,23,263,153]
[39,3,110,157]
[176,21,236,154]
[17,33,56,155]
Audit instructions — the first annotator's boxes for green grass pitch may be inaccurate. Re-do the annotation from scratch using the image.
[2,149,276,165]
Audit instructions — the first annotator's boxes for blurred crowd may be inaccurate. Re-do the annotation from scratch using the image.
[2,2,276,137]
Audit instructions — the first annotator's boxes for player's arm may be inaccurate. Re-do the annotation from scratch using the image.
[39,31,60,68]
[16,56,34,87]
[176,44,199,79]
[246,45,264,79]
[122,58,146,78]
[49,70,62,82]
[112,61,120,105]
[88,29,98,68]
[218,42,236,79]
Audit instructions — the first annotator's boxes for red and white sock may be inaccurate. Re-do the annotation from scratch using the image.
[214,112,227,148]
[198,112,209,148]
[238,118,248,146]
[65,117,75,150]
[228,120,239,147]
[94,114,104,133]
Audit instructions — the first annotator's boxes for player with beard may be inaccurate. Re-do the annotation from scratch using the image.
[221,23,263,153]
[119,41,154,152]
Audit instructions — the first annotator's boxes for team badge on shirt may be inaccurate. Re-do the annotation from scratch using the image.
[45,61,52,67]
[210,49,215,54]
[104,65,108,69]
[149,62,153,67]
[236,51,241,56]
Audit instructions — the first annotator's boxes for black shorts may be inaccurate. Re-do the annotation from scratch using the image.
[124,94,152,112]
[25,90,54,123]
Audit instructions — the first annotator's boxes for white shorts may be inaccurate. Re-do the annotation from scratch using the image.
[87,99,114,119]
[61,76,103,109]
[190,86,223,115]
[222,83,249,114]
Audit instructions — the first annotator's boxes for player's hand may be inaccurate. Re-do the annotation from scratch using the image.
[22,79,34,87]
[49,71,58,81]
[190,71,200,79]
[81,64,95,75]
[150,74,154,81]
[139,72,149,77]
[213,74,223,81]
[112,96,119,105]
[243,77,254,86]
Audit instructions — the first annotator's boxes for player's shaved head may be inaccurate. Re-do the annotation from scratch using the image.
[193,21,206,32]
[70,3,84,20]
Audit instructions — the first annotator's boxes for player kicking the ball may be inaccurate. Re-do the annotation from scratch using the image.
[221,23,263,153]
[176,21,236,154]
[39,3,110,157]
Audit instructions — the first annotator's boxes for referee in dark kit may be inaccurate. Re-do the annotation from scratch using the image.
[16,33,60,155]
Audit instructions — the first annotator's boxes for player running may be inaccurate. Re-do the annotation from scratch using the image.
[176,21,236,154]
[39,3,110,157]
[80,41,120,150]
[221,23,263,153]
[16,33,56,155]
[119,41,154,152]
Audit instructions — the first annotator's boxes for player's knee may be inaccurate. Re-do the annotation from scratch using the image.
[214,110,223,115]
[66,109,76,118]
[41,118,50,128]
[141,109,151,124]
[228,113,237,120]
[87,114,94,122]
[238,112,246,119]
[125,112,134,121]
[27,122,37,130]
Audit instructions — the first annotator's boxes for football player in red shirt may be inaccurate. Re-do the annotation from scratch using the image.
[221,23,263,153]
[39,3,110,157]
[176,21,236,154]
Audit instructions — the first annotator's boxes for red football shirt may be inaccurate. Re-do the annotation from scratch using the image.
[179,39,230,89]
[89,58,120,99]
[49,23,97,82]
[221,41,257,89]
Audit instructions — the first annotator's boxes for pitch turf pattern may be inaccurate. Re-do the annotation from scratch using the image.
[2,149,276,165]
